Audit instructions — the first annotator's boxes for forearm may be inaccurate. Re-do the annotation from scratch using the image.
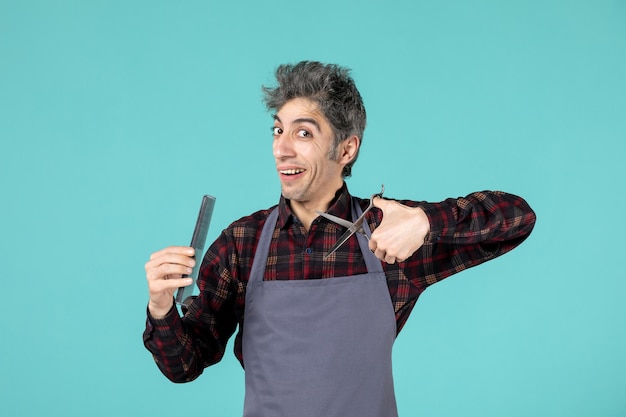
[143,291,233,382]
[143,304,209,383]
[419,191,536,246]
[401,191,536,289]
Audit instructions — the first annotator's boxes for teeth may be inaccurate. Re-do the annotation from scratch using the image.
[280,169,304,175]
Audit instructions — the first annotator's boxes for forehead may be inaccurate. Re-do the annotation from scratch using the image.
[275,97,329,127]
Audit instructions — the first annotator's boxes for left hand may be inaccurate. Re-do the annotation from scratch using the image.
[369,198,430,264]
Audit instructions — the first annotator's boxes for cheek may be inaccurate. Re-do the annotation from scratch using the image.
[307,141,333,160]
[295,142,317,159]
[292,139,334,166]
[327,144,340,161]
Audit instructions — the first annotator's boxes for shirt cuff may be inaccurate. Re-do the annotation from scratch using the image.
[145,303,181,338]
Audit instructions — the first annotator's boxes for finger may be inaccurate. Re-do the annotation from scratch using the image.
[368,238,377,253]
[374,248,386,261]
[146,255,196,270]
[149,246,195,261]
[150,277,193,294]
[146,263,193,282]
[145,252,196,273]
[384,255,396,264]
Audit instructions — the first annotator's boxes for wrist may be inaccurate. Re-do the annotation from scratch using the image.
[148,299,174,319]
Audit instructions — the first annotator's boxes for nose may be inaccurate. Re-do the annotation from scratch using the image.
[273,134,295,159]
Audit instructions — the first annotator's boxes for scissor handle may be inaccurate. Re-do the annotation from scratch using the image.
[366,184,385,209]
[374,184,385,199]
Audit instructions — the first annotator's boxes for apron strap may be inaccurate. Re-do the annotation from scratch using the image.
[352,198,384,274]
[248,207,279,284]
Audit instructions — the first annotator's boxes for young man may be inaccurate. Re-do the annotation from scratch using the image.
[144,61,536,417]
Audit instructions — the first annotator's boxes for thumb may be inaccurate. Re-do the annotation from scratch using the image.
[372,196,391,211]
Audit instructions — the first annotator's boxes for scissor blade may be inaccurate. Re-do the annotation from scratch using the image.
[324,228,356,259]
[314,210,355,229]
[323,215,367,258]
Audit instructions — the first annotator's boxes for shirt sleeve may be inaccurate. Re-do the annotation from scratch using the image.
[142,232,240,383]
[400,190,536,289]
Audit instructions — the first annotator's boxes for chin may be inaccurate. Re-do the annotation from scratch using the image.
[280,187,305,203]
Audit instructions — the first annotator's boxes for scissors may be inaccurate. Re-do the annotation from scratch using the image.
[315,184,385,259]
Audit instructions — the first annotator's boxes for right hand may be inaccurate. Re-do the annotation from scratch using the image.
[145,246,196,318]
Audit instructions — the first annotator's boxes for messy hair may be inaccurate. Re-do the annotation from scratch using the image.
[262,61,367,178]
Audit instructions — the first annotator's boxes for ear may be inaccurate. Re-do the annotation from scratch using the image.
[339,135,360,165]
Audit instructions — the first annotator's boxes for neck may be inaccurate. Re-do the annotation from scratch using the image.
[290,202,324,232]
[289,184,344,231]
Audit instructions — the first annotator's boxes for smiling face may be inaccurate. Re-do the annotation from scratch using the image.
[273,97,358,211]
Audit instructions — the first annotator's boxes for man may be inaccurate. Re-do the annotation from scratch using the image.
[143,61,536,417]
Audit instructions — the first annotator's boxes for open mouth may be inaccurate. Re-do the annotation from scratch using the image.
[279,169,305,175]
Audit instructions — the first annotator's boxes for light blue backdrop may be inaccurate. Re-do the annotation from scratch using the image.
[1,1,624,416]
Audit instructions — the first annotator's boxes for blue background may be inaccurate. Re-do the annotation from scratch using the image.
[1,0,624,416]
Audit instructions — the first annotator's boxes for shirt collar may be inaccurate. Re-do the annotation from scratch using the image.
[276,182,353,229]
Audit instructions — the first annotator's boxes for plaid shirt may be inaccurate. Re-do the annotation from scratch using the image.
[143,183,536,382]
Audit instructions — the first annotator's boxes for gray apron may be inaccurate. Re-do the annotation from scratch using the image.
[242,199,399,417]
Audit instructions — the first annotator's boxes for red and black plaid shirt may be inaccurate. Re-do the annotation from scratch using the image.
[143,183,536,382]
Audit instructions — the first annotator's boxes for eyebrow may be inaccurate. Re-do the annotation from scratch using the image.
[273,114,322,132]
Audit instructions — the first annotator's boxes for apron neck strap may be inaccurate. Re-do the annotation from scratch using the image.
[249,208,279,283]
[352,198,384,274]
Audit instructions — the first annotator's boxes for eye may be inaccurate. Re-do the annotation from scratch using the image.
[296,129,311,138]
[272,126,283,136]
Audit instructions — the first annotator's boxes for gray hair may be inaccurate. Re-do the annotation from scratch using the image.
[262,61,366,178]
